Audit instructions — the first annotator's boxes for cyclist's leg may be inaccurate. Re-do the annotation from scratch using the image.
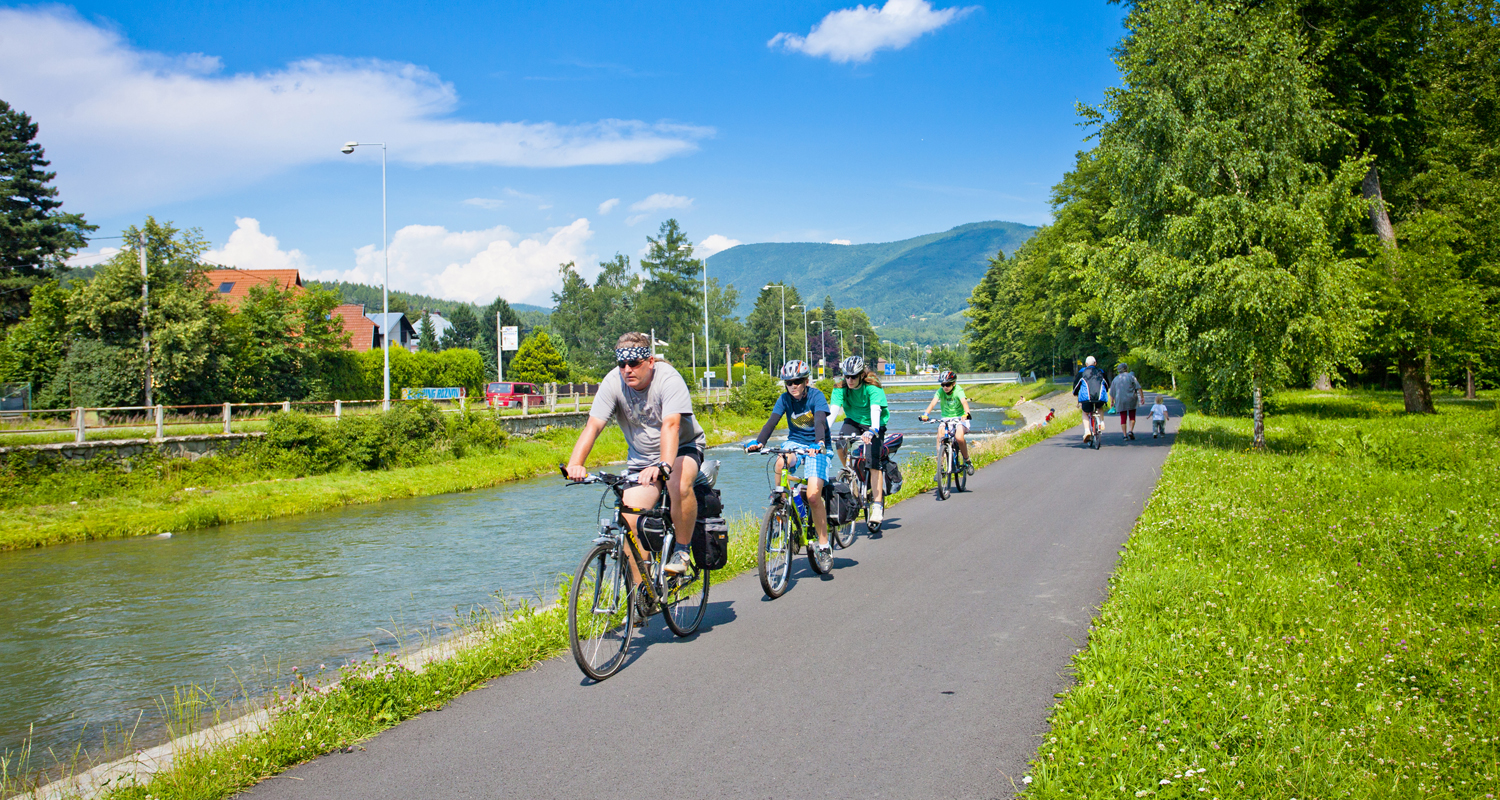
[837,420,861,469]
[867,431,885,504]
[954,419,971,461]
[620,477,661,586]
[801,451,829,546]
[667,445,702,550]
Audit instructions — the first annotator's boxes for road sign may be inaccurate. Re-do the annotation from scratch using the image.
[402,387,466,401]
[704,371,716,379]
[884,364,896,376]
[501,326,519,351]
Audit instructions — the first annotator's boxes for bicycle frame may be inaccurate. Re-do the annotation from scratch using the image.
[587,476,676,609]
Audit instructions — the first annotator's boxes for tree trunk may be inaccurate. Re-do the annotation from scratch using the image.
[1252,377,1265,450]
[1399,353,1435,414]
[1466,367,1476,400]
[1362,165,1397,247]
[1366,165,1436,413]
[1313,373,1333,390]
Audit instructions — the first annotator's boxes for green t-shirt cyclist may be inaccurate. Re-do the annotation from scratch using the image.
[829,356,890,530]
[918,370,974,475]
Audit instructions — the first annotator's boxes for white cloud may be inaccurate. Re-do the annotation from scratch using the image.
[66,246,120,268]
[204,218,312,271]
[598,198,620,215]
[0,7,714,213]
[768,0,977,63]
[829,239,852,245]
[307,218,596,307]
[464,198,505,210]
[698,234,742,257]
[626,193,695,225]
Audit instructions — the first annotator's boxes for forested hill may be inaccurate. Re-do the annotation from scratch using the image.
[705,220,1037,324]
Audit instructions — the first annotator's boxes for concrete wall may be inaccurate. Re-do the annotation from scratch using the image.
[0,433,261,469]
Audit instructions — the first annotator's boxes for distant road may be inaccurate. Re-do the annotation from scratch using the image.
[249,403,1182,800]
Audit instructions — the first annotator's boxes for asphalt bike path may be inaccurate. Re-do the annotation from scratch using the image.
[247,405,1184,799]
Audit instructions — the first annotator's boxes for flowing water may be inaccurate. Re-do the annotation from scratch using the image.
[0,390,1018,760]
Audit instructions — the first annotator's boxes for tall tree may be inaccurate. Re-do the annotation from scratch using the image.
[637,219,702,364]
[418,312,440,352]
[746,282,803,369]
[0,279,68,393]
[67,218,229,405]
[0,100,94,323]
[444,304,480,349]
[508,329,570,384]
[1091,0,1369,446]
[552,255,642,377]
[475,296,523,381]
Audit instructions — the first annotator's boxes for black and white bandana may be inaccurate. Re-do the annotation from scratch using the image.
[614,346,652,363]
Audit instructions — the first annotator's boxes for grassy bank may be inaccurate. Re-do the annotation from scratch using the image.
[6,406,1076,799]
[1,410,765,552]
[1024,391,1499,799]
[966,380,1067,408]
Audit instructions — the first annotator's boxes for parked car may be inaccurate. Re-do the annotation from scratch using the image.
[485,382,545,409]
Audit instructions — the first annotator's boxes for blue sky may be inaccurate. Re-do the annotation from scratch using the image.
[0,0,1127,306]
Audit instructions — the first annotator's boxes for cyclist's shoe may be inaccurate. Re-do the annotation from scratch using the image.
[816,542,832,557]
[964,460,975,476]
[663,547,693,576]
[1083,430,1093,442]
[868,502,884,525]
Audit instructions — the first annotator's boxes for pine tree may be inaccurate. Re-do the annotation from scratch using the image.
[418,312,440,352]
[508,329,570,384]
[638,219,701,363]
[0,100,95,322]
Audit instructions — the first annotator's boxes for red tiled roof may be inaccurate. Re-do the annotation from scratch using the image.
[202,268,304,309]
[330,304,378,352]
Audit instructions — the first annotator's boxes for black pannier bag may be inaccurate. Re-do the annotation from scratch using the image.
[693,483,723,518]
[883,460,904,495]
[692,517,730,570]
[825,480,860,525]
[636,515,668,551]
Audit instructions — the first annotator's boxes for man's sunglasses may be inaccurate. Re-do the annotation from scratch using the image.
[617,358,647,368]
[784,378,808,386]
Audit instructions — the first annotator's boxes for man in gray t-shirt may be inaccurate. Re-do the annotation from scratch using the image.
[567,332,706,576]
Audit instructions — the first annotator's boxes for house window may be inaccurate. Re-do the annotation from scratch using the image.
[218,282,235,293]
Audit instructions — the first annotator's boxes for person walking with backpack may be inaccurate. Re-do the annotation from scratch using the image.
[1110,362,1144,441]
[1073,356,1110,444]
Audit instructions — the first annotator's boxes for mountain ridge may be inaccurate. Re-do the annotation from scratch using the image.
[705,220,1037,325]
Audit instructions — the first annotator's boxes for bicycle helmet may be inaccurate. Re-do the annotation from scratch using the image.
[939,369,957,386]
[840,355,865,376]
[779,359,811,381]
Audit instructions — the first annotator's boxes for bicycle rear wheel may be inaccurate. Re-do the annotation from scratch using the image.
[1092,413,1102,449]
[935,442,950,500]
[568,541,632,681]
[662,543,710,637]
[758,502,793,598]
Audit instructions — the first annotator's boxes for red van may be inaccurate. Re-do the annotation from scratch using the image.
[485,382,545,409]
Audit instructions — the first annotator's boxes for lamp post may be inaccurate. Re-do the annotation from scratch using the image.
[341,141,390,410]
[812,319,825,377]
[790,304,808,361]
[702,257,710,391]
[832,328,844,371]
[855,333,866,364]
[762,283,787,367]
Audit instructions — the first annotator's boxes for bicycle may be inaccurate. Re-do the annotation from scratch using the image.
[837,432,901,535]
[560,466,712,681]
[1089,406,1104,450]
[923,418,967,499]
[750,445,853,598]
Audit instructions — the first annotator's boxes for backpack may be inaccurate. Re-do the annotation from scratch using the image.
[693,483,723,518]
[692,517,730,570]
[825,480,860,525]
[1076,367,1110,403]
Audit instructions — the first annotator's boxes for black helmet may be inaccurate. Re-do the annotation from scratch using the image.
[840,355,865,376]
[779,360,811,381]
[939,369,957,386]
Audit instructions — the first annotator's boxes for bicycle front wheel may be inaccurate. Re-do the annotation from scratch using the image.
[935,442,950,500]
[568,541,632,681]
[953,443,967,492]
[1092,414,1103,449]
[758,502,793,598]
[662,544,710,637]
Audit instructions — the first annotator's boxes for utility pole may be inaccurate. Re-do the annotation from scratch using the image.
[496,312,504,381]
[139,230,151,407]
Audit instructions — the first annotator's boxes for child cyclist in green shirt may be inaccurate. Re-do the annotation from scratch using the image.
[917,369,974,475]
[829,355,890,528]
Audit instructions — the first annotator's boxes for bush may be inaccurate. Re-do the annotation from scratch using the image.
[727,371,779,416]
[444,407,508,458]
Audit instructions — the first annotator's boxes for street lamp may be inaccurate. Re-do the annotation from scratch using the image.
[812,319,825,377]
[832,328,844,370]
[341,140,390,411]
[762,283,787,367]
[702,256,710,391]
[855,333,866,364]
[790,304,808,362]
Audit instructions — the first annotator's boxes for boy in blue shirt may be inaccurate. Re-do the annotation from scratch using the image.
[746,360,832,558]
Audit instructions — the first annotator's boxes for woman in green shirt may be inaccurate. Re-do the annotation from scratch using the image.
[917,369,974,474]
[829,356,890,528]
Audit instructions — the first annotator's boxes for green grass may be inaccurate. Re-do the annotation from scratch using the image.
[966,380,1068,407]
[1022,391,1500,799]
[1,411,764,552]
[1,404,1076,800]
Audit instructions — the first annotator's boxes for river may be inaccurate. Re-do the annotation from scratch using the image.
[0,390,1018,762]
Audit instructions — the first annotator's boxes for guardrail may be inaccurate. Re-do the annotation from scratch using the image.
[881,371,1030,387]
